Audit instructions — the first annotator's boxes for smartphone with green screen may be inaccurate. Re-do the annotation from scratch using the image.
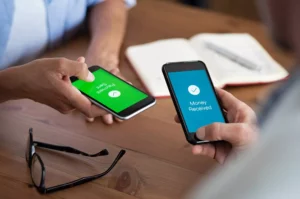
[71,66,156,120]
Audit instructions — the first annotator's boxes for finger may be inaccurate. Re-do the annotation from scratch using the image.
[192,144,216,158]
[115,117,123,123]
[65,85,95,117]
[66,85,103,118]
[110,68,120,75]
[89,104,107,117]
[68,92,107,118]
[196,122,257,147]
[62,59,94,82]
[215,88,246,111]
[76,57,105,119]
[174,115,180,123]
[214,142,232,164]
[72,86,81,94]
[86,117,95,122]
[50,102,75,115]
[111,68,125,80]
[215,88,255,123]
[110,68,132,85]
[102,114,114,125]
[85,105,107,121]
[77,56,85,63]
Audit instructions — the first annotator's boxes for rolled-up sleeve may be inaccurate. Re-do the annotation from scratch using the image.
[124,0,136,8]
[87,0,105,7]
[88,0,136,8]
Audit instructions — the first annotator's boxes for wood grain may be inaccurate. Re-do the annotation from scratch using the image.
[209,0,260,21]
[0,102,201,199]
[0,0,293,198]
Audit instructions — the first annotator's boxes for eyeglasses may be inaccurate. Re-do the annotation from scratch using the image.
[25,128,126,194]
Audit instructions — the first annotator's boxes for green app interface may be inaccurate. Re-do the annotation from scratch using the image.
[72,69,148,113]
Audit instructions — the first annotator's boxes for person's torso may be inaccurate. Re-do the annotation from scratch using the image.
[188,67,300,199]
[1,0,48,69]
[0,0,94,69]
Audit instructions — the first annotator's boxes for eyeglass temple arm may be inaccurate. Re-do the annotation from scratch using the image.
[43,150,126,194]
[34,141,109,157]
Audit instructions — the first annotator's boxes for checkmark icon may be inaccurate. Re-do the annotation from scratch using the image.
[188,85,200,95]
[108,90,121,98]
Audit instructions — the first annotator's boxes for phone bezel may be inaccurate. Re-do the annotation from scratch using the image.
[162,61,227,145]
[70,65,156,120]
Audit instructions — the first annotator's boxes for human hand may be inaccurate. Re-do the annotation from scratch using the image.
[17,57,107,117]
[175,88,258,164]
[85,40,120,72]
[85,51,125,125]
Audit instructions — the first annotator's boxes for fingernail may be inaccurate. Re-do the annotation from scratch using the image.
[196,128,206,139]
[107,115,113,124]
[77,57,85,63]
[86,117,94,122]
[86,72,95,82]
[193,146,203,154]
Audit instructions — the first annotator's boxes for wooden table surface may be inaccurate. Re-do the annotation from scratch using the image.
[0,0,294,198]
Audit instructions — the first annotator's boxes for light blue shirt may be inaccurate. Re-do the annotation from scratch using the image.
[0,0,136,69]
[2,0,48,68]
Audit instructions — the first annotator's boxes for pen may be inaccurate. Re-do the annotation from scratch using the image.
[205,42,262,71]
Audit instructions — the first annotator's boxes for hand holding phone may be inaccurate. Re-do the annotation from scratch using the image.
[162,61,227,145]
[71,66,156,120]
[176,88,258,164]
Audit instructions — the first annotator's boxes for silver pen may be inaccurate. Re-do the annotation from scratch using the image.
[205,42,262,71]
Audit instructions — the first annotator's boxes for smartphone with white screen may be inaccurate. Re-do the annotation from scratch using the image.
[162,61,227,145]
[71,66,156,120]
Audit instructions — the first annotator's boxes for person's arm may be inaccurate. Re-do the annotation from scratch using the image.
[0,57,107,118]
[85,0,128,72]
[0,67,23,103]
[84,0,130,124]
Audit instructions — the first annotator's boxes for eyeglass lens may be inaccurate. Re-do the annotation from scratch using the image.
[31,155,43,187]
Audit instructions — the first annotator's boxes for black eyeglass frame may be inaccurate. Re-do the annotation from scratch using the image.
[26,128,126,194]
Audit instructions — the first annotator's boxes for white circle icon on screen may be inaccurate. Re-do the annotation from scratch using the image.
[188,85,200,95]
[108,90,121,98]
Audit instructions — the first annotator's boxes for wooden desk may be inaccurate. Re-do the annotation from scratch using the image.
[0,0,294,198]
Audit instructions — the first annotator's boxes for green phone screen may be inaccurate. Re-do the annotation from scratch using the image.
[72,68,148,113]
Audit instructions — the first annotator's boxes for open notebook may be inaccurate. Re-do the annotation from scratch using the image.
[126,33,288,97]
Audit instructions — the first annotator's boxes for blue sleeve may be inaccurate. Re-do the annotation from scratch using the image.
[87,0,105,7]
[88,0,136,8]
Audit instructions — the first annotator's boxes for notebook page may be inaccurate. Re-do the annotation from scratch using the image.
[188,37,229,87]
[189,33,288,85]
[126,39,205,97]
[189,36,255,86]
